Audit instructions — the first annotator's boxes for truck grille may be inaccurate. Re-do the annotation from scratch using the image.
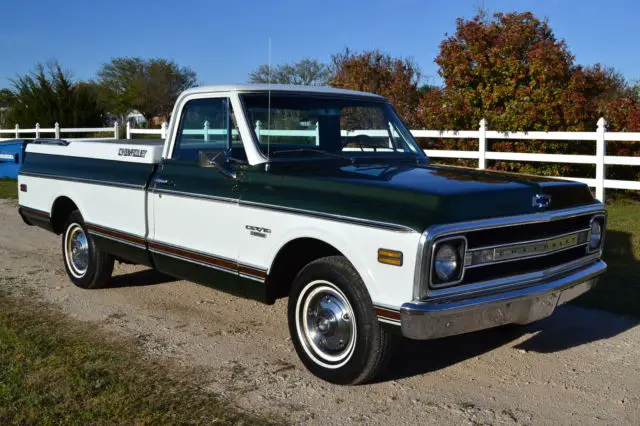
[419,206,606,298]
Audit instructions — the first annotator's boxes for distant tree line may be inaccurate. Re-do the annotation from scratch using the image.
[248,11,640,182]
[1,58,198,128]
[1,11,637,181]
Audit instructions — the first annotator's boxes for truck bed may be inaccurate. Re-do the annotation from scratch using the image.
[25,139,165,164]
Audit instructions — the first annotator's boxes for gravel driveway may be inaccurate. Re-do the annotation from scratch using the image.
[1,199,638,425]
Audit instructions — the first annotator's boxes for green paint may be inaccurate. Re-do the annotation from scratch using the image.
[235,160,597,232]
[90,234,153,267]
[153,252,268,303]
[21,153,156,189]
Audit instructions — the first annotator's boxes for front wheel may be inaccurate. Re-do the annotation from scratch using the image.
[62,211,114,289]
[288,256,393,385]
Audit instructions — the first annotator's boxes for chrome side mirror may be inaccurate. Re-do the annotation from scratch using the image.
[198,151,237,179]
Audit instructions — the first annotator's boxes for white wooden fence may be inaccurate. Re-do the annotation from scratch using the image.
[3,118,639,201]
[413,118,640,202]
[0,122,119,141]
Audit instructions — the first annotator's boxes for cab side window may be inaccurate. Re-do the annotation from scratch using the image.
[173,98,244,161]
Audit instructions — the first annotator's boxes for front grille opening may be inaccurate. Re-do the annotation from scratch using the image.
[462,246,587,284]
[465,215,592,249]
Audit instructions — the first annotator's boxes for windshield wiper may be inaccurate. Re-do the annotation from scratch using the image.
[271,148,351,161]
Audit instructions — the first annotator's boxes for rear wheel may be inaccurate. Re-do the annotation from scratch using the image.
[288,256,393,385]
[62,211,114,289]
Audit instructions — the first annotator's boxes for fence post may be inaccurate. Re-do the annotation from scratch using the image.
[126,121,131,139]
[255,120,262,140]
[595,117,607,202]
[35,123,40,139]
[161,122,168,139]
[14,124,19,139]
[54,122,60,139]
[478,118,487,170]
[203,120,210,142]
[113,121,119,139]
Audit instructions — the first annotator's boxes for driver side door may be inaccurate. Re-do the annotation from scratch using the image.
[149,95,265,299]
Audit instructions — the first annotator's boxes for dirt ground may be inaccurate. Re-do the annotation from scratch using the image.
[1,199,639,425]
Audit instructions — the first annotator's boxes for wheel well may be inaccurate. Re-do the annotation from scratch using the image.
[265,238,342,303]
[50,197,79,234]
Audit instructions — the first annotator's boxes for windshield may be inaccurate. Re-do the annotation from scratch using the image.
[241,93,426,160]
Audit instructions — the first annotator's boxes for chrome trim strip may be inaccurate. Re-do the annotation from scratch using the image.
[149,247,238,276]
[149,239,238,264]
[412,203,606,300]
[18,205,50,219]
[152,187,416,233]
[465,241,589,270]
[151,188,237,205]
[239,273,266,283]
[587,214,606,254]
[466,228,590,253]
[148,239,267,282]
[426,253,601,300]
[239,199,416,233]
[428,236,467,288]
[88,230,147,250]
[463,228,590,269]
[378,317,402,326]
[19,171,146,190]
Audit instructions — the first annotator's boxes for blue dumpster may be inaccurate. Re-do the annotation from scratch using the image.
[0,140,26,179]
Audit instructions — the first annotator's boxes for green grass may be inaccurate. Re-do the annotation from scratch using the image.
[0,179,17,199]
[573,198,640,318]
[0,290,276,425]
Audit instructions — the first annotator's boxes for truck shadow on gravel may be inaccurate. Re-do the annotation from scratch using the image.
[109,269,178,288]
[378,305,638,383]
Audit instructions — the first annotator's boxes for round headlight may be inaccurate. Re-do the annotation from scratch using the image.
[434,243,459,281]
[589,219,602,250]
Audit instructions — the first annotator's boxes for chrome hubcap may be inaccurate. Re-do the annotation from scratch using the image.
[66,224,88,276]
[296,280,357,369]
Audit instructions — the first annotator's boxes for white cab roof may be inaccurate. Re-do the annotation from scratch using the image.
[181,84,386,99]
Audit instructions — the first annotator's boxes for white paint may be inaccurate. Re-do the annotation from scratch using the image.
[18,174,148,239]
[26,141,163,164]
[234,204,420,309]
[181,84,384,99]
[150,192,241,269]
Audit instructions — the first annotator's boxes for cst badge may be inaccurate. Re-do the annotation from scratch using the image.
[246,225,271,238]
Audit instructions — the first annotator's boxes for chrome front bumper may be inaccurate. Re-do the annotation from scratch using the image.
[400,260,606,340]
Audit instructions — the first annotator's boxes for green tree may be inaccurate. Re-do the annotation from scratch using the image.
[249,58,331,86]
[97,57,198,122]
[7,61,104,128]
[0,89,14,127]
[423,11,640,181]
[329,49,422,126]
[428,11,637,132]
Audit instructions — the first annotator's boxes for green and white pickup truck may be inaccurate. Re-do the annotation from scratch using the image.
[17,84,607,384]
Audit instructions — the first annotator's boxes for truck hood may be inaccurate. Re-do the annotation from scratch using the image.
[243,161,598,232]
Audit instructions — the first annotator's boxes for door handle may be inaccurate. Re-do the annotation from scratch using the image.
[153,177,174,186]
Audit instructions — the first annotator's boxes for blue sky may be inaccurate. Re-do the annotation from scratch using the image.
[1,0,638,89]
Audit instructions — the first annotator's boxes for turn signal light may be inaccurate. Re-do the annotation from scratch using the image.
[378,249,403,266]
[20,184,27,192]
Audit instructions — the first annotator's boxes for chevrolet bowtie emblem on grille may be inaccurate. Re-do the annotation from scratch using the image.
[533,194,552,209]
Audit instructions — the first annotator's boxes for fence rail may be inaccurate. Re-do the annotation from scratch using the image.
[0,122,119,141]
[2,117,639,201]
